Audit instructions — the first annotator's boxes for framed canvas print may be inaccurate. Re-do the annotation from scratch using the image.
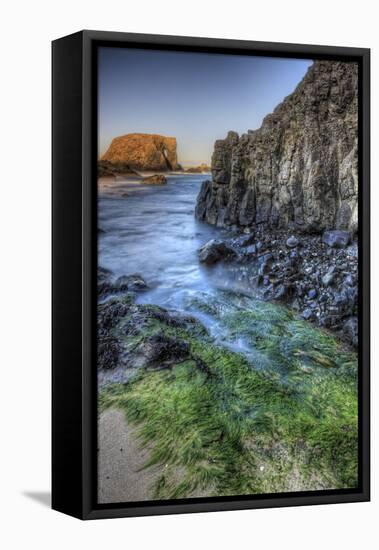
[52,30,370,520]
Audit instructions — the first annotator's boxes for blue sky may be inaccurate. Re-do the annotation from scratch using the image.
[98,47,312,166]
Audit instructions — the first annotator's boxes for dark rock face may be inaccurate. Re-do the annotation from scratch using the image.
[196,61,358,234]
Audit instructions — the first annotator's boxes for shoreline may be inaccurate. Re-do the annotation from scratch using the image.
[195,224,358,348]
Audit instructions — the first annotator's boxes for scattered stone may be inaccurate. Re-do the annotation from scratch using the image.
[322,269,336,287]
[204,226,358,345]
[286,235,299,248]
[238,234,256,247]
[142,174,167,185]
[344,274,355,287]
[184,163,211,173]
[346,242,358,258]
[302,309,314,320]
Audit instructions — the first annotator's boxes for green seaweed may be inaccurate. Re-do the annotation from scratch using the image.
[99,293,358,499]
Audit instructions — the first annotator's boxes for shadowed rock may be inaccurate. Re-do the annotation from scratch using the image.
[198,239,236,265]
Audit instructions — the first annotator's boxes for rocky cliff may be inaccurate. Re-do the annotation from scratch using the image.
[196,61,358,234]
[101,133,179,171]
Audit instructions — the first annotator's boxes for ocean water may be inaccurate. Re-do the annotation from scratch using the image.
[98,173,233,308]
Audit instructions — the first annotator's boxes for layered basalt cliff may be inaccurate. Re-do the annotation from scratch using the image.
[101,133,179,171]
[196,61,358,234]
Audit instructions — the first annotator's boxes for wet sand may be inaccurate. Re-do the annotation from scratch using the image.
[98,408,214,503]
[98,409,163,503]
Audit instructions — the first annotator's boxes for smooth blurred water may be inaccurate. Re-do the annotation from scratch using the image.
[98,173,234,311]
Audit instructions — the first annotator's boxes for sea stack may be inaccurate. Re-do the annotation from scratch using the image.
[101,133,179,172]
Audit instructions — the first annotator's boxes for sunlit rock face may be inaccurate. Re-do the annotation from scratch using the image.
[196,61,358,234]
[102,133,179,171]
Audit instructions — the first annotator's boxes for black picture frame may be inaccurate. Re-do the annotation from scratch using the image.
[52,30,370,520]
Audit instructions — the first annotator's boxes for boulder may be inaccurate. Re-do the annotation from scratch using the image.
[286,235,299,248]
[184,163,211,173]
[114,274,148,292]
[198,239,236,265]
[322,230,351,248]
[98,268,148,299]
[302,308,314,321]
[142,174,167,185]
